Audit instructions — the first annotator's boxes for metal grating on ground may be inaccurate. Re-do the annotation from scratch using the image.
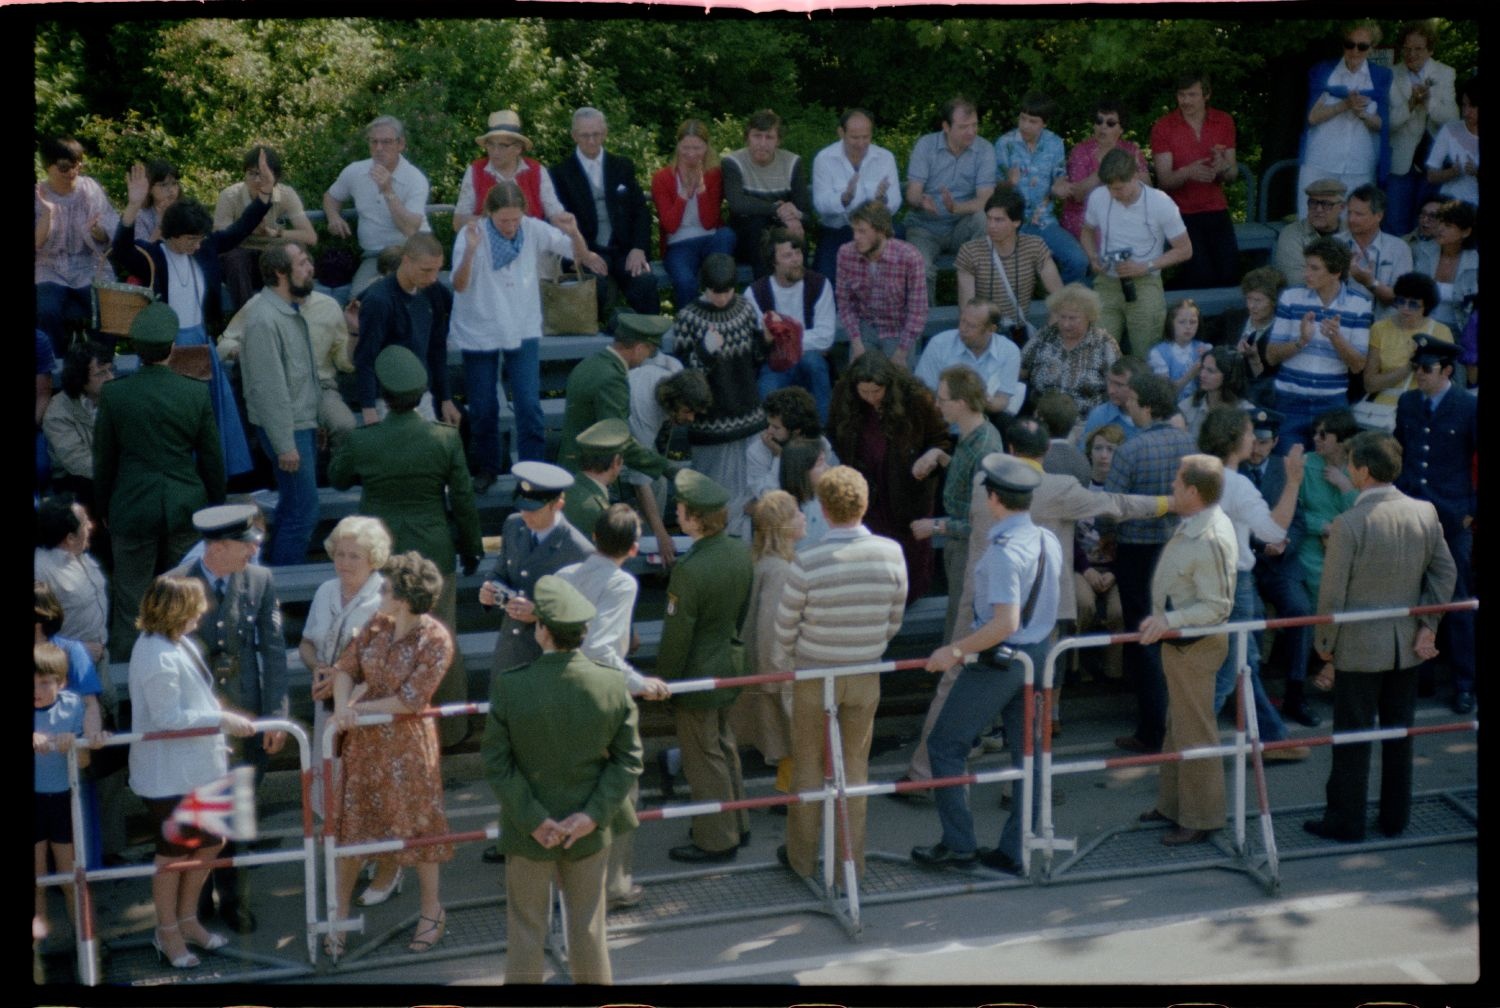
[335,894,510,969]
[1049,786,1478,888]
[100,940,314,986]
[608,859,824,931]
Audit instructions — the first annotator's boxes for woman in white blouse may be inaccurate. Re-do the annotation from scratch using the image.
[300,516,391,823]
[128,575,256,969]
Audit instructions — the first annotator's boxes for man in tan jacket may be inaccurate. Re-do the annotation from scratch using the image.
[1305,431,1456,843]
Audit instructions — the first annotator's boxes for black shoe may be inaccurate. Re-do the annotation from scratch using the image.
[768,802,788,816]
[668,843,738,864]
[1452,690,1476,714]
[472,470,497,495]
[218,904,257,933]
[739,829,751,848]
[481,844,506,864]
[976,848,1021,875]
[655,750,676,800]
[910,842,977,868]
[1281,681,1322,727]
[1303,819,1364,843]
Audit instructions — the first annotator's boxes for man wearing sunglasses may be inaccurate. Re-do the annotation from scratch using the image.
[1150,72,1240,288]
[1273,178,1350,286]
[1393,335,1476,715]
[1297,20,1393,218]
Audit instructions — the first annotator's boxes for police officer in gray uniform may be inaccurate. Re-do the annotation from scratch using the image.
[478,461,594,863]
[171,503,288,932]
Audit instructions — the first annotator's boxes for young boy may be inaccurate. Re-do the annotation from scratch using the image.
[34,641,89,941]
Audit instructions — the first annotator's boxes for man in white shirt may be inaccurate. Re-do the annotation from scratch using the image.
[914,299,1021,418]
[322,115,432,296]
[810,108,902,285]
[744,228,837,422]
[1080,148,1192,358]
[35,495,109,662]
[1341,184,1412,319]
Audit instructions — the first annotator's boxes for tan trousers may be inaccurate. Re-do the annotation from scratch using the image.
[1155,634,1229,831]
[605,780,638,902]
[785,672,880,879]
[673,705,748,852]
[504,846,611,985]
[429,574,468,747]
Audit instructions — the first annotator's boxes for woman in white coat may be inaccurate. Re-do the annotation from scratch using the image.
[128,575,255,969]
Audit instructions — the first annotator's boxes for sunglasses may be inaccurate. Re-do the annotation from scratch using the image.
[1344,40,1372,52]
[1393,297,1426,311]
[1307,198,1343,209]
[1094,116,1120,127]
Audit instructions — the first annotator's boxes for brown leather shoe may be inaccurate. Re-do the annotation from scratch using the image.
[1139,808,1173,824]
[1161,827,1209,846]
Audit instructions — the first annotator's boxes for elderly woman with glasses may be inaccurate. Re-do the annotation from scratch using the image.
[328,550,455,956]
[1060,101,1150,240]
[454,109,565,230]
[1296,20,1394,218]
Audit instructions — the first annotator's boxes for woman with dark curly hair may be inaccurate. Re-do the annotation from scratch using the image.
[328,550,455,956]
[827,350,950,602]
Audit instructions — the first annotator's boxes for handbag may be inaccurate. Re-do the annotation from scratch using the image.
[1351,394,1399,433]
[92,253,156,337]
[541,265,599,336]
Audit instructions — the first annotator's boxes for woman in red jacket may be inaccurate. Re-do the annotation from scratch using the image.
[652,118,737,310]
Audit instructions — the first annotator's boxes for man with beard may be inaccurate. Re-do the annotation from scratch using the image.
[835,201,927,368]
[239,240,323,566]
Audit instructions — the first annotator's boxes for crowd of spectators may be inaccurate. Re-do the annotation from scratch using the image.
[32,20,1479,980]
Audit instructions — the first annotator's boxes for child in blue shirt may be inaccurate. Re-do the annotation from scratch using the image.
[1149,299,1211,400]
[35,641,88,942]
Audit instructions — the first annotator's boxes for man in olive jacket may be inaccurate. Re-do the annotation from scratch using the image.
[655,470,755,863]
[558,312,676,477]
[328,345,482,744]
[94,302,226,660]
[482,575,642,985]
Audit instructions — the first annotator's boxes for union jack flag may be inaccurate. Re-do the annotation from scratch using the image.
[163,766,258,847]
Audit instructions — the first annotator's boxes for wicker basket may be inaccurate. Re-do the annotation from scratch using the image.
[92,253,156,336]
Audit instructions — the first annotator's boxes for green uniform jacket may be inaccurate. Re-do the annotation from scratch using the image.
[482,649,642,861]
[561,473,610,543]
[327,410,482,574]
[559,348,670,477]
[93,364,226,538]
[653,531,753,709]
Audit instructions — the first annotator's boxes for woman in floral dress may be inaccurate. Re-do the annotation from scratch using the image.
[328,550,455,956]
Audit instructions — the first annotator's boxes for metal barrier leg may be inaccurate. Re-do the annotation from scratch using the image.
[545,877,571,976]
[819,679,836,897]
[823,677,861,936]
[66,748,101,985]
[1233,634,1280,894]
[1232,630,1249,852]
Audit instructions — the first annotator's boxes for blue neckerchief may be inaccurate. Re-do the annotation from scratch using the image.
[484,216,524,271]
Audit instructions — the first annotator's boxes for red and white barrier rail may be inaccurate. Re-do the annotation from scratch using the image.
[44,719,313,985]
[1036,598,1479,886]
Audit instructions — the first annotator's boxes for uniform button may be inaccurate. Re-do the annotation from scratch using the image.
[1421,461,1428,468]
[1423,444,1430,451]
[521,569,529,578]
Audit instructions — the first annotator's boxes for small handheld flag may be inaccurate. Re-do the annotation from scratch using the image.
[163,766,258,847]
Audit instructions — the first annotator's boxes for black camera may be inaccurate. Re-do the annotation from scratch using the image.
[1102,249,1137,303]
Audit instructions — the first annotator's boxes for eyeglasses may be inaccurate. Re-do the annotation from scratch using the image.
[1307,198,1343,210]
[1094,116,1120,127]
[368,136,401,147]
[1344,39,1372,52]
[1393,297,1426,311]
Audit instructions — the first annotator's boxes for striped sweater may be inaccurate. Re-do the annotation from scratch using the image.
[770,525,907,672]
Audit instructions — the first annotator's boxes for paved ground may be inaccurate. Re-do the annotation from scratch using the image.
[39,679,1480,1006]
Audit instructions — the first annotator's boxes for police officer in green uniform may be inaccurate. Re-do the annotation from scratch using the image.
[95,302,226,660]
[563,418,628,538]
[328,345,482,745]
[655,470,755,863]
[558,312,676,477]
[481,575,642,985]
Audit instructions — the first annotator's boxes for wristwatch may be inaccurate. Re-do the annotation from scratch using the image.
[949,645,964,662]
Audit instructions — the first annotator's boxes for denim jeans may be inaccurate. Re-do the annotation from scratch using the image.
[927,638,1050,861]
[255,426,319,567]
[814,226,852,286]
[1022,221,1089,285]
[757,353,833,426]
[663,229,737,311]
[464,340,543,472]
[36,282,93,356]
[1272,390,1344,455]
[1214,569,1288,741]
[1382,170,1432,238]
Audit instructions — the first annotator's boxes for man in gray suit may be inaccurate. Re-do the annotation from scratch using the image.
[171,503,288,932]
[477,461,593,863]
[1305,431,1456,843]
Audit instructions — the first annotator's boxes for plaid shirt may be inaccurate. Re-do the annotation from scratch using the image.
[943,420,1006,540]
[1104,421,1195,544]
[836,237,928,352]
[1019,324,1121,414]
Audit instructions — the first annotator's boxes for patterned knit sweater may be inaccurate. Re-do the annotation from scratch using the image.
[676,295,769,446]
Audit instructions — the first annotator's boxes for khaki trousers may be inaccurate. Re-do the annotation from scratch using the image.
[429,574,468,747]
[604,780,638,902]
[785,672,880,879]
[504,846,611,985]
[673,705,748,852]
[1155,634,1229,831]
[1094,272,1166,359]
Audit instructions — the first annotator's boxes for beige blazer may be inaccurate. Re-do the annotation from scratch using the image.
[1387,59,1459,174]
[1314,485,1456,672]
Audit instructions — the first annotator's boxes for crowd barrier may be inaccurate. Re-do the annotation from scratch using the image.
[41,600,1476,982]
